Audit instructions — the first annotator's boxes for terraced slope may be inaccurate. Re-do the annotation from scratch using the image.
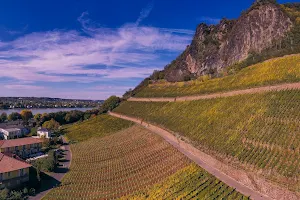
[135,54,300,97]
[122,164,247,200]
[114,90,300,192]
[64,114,134,142]
[44,124,246,200]
[44,125,191,199]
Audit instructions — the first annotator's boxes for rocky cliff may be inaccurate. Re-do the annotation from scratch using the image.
[164,0,293,82]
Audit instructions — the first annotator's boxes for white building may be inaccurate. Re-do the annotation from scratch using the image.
[37,128,51,139]
[0,128,23,140]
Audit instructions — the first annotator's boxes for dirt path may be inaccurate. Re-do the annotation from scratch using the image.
[29,137,72,200]
[109,112,299,200]
[129,82,300,102]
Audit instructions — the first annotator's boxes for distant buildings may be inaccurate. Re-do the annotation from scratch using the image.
[0,122,31,140]
[37,128,51,139]
[0,153,31,189]
[0,128,22,140]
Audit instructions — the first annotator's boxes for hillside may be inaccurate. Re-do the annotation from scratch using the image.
[39,1,300,200]
[164,1,300,82]
[44,123,246,199]
[123,1,300,99]
[114,90,300,194]
[64,114,134,142]
[122,164,247,199]
[135,54,300,97]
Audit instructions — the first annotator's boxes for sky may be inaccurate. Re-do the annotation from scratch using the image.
[0,0,298,100]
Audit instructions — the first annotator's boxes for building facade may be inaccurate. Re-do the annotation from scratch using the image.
[37,128,51,139]
[0,128,23,140]
[0,138,43,159]
[0,153,31,189]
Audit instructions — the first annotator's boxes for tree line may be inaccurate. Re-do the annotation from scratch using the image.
[0,96,121,131]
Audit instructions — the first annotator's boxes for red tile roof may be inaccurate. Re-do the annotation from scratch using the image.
[0,137,43,148]
[0,153,31,173]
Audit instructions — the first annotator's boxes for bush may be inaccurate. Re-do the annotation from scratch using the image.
[29,188,35,196]
[101,96,121,112]
[31,150,57,172]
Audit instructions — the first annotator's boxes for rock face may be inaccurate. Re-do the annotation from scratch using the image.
[165,1,293,82]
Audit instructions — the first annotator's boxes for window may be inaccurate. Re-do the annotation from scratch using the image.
[20,169,24,176]
[8,172,10,177]
[0,173,2,181]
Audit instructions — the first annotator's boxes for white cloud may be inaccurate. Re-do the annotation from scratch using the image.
[0,5,193,99]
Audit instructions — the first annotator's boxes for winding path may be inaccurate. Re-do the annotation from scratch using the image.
[29,137,72,200]
[129,82,300,102]
[109,112,299,200]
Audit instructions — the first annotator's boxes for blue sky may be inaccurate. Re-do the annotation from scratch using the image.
[0,0,297,100]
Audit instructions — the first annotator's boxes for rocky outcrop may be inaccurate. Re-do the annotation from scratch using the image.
[165,1,293,82]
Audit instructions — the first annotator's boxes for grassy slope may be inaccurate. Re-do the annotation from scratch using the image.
[122,164,246,200]
[114,90,300,191]
[135,54,300,97]
[64,114,134,142]
[45,125,245,200]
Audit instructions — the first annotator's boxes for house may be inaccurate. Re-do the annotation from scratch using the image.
[37,128,51,139]
[0,128,22,140]
[0,153,31,189]
[0,138,43,159]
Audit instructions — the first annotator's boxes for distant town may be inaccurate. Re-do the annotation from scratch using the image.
[0,97,103,109]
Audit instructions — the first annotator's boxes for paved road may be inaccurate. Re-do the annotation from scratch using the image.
[29,137,72,200]
[128,82,300,102]
[109,112,276,200]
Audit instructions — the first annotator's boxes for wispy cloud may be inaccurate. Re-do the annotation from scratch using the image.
[4,84,45,90]
[136,2,154,26]
[198,16,221,24]
[0,5,193,99]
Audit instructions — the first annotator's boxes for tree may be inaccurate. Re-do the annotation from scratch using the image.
[0,112,7,122]
[20,109,33,122]
[42,119,60,131]
[8,112,22,121]
[101,96,121,112]
[40,113,50,126]
[64,110,84,124]
[34,113,42,123]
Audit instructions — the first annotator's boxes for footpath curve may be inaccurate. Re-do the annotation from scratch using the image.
[109,112,299,200]
[129,82,300,102]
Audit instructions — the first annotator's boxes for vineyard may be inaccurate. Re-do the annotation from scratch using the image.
[135,54,300,97]
[114,90,300,191]
[121,164,246,200]
[64,114,134,142]
[43,124,246,199]
[44,125,191,199]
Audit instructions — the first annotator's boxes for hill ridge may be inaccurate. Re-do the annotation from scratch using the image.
[128,82,300,102]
